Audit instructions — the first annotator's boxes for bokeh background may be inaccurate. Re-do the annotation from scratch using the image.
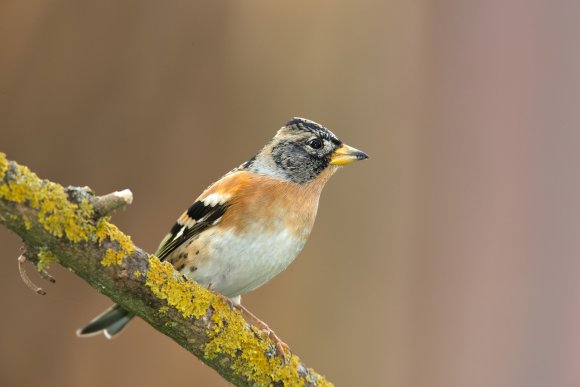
[1,1,580,386]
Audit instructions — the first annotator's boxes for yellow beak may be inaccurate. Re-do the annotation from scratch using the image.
[329,143,369,165]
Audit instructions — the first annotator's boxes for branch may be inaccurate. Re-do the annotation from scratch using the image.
[0,153,332,387]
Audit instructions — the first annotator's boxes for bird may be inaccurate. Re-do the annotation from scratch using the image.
[77,117,368,350]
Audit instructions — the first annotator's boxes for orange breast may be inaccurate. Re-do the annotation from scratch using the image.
[200,168,337,239]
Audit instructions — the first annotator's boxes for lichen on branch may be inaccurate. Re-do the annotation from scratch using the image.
[0,152,332,387]
[0,154,94,241]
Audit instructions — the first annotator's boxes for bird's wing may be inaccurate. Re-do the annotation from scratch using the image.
[154,171,251,260]
[154,201,227,260]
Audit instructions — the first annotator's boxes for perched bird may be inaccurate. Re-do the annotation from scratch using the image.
[77,117,368,349]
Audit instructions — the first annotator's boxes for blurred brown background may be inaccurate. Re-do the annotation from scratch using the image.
[1,1,580,386]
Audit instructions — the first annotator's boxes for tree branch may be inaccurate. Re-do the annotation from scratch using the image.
[0,153,332,387]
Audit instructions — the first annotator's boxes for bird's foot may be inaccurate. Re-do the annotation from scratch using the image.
[236,304,290,358]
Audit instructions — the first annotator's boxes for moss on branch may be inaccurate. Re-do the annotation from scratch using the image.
[0,152,332,387]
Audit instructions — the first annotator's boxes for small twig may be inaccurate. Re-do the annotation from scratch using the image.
[17,254,46,295]
[93,189,133,217]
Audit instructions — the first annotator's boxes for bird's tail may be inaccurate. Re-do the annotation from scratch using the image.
[76,304,134,339]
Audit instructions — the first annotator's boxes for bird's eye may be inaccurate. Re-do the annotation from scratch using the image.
[308,138,323,149]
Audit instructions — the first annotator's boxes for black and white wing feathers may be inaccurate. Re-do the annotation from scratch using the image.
[155,200,228,260]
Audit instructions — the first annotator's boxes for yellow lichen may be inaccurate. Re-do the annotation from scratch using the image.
[96,217,135,266]
[0,163,42,207]
[144,255,331,386]
[0,153,8,181]
[0,160,95,242]
[100,249,122,266]
[95,216,112,244]
[37,187,94,242]
[1,155,136,268]
[145,256,212,319]
[37,248,57,272]
[204,301,311,386]
[158,306,169,315]
[133,270,142,279]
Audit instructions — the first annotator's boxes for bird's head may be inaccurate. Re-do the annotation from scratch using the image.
[246,118,368,185]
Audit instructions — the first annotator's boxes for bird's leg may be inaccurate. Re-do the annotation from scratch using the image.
[235,303,289,357]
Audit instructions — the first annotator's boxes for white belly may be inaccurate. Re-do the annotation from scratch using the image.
[187,227,306,297]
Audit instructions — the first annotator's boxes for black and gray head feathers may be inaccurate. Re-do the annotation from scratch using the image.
[242,118,344,184]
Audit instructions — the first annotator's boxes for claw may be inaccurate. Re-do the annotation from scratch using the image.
[263,325,290,359]
[236,303,290,359]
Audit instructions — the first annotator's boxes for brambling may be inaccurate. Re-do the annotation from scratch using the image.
[77,117,368,350]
